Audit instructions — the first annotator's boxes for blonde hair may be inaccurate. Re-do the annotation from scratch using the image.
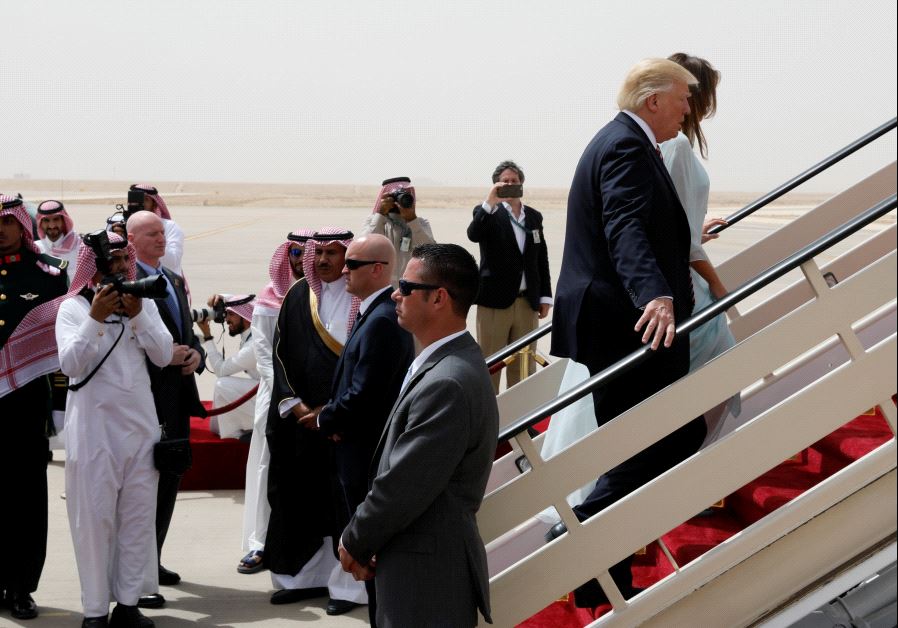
[617,58,698,112]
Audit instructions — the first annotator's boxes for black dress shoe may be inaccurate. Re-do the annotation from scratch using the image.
[136,593,165,609]
[82,616,109,627]
[544,521,568,543]
[158,565,181,585]
[269,587,329,605]
[109,603,154,628]
[326,598,362,615]
[10,593,38,620]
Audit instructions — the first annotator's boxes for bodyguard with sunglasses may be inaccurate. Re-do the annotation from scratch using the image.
[339,243,498,627]
[313,234,413,621]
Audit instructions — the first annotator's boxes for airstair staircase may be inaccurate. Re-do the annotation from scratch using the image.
[478,120,897,627]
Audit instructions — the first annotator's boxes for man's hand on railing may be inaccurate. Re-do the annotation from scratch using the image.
[636,297,676,350]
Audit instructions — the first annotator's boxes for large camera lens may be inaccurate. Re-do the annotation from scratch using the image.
[191,308,212,323]
[119,275,169,299]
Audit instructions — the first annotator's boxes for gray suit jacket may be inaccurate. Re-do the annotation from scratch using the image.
[343,332,499,627]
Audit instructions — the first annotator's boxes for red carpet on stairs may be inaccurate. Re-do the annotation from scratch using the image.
[517,402,895,627]
[180,403,251,491]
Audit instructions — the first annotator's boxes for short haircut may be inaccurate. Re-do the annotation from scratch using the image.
[617,58,698,112]
[668,52,720,158]
[491,160,525,184]
[411,243,480,317]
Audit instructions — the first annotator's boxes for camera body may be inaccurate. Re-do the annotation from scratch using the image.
[125,188,146,221]
[385,188,415,211]
[83,230,169,299]
[191,300,227,324]
[83,229,118,274]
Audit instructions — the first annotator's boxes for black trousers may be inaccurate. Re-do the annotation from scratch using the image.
[572,340,706,605]
[0,377,51,595]
[334,440,378,626]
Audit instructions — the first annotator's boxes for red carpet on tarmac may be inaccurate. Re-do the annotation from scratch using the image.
[180,404,250,491]
[517,401,895,627]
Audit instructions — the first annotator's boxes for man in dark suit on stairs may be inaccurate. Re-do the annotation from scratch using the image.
[127,210,206,609]
[467,160,553,393]
[307,234,414,621]
[549,58,708,606]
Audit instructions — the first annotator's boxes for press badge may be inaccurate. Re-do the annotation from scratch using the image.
[400,236,412,252]
[532,230,541,244]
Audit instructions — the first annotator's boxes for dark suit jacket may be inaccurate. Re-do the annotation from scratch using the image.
[551,112,693,370]
[318,288,413,447]
[136,264,206,437]
[318,288,413,529]
[342,332,499,628]
[467,202,552,311]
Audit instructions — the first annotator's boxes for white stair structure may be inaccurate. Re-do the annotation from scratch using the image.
[479,153,897,627]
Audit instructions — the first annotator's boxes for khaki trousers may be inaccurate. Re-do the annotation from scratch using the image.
[476,298,538,394]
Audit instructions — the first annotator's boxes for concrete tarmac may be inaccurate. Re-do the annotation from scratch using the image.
[2,200,887,627]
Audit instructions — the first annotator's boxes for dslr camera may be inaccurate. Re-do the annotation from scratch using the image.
[191,300,227,324]
[82,230,169,299]
[381,176,414,212]
[385,187,414,211]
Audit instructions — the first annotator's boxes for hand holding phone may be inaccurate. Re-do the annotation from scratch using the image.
[497,184,523,198]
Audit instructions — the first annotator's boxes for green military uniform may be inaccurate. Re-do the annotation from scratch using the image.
[0,247,67,601]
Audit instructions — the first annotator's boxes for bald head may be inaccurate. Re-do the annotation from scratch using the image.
[343,234,396,299]
[127,211,166,265]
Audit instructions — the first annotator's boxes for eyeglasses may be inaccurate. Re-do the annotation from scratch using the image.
[288,248,304,257]
[398,279,442,296]
[345,258,388,271]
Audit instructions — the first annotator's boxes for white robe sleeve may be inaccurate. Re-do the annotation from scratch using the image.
[129,299,174,368]
[161,219,185,275]
[56,298,108,379]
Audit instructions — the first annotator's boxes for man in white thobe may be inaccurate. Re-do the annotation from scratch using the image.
[56,232,174,627]
[197,294,259,439]
[238,230,311,574]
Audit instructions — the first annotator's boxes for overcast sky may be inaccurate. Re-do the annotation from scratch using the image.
[2,0,895,192]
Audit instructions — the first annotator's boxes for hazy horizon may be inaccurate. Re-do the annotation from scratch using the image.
[3,1,896,193]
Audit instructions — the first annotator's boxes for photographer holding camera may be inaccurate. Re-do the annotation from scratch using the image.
[195,294,259,440]
[467,160,553,393]
[56,230,173,628]
[360,177,434,286]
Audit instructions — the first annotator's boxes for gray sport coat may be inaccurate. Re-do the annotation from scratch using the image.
[343,332,499,627]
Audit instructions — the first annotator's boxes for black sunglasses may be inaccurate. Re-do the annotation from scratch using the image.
[398,279,442,296]
[345,258,388,270]
[288,248,304,257]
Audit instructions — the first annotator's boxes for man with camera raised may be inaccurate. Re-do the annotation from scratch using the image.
[360,177,435,287]
[467,160,553,393]
[56,230,173,628]
[127,210,206,608]
[195,294,260,440]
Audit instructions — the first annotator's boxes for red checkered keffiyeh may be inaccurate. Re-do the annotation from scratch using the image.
[301,227,360,337]
[221,294,255,324]
[0,195,67,396]
[131,183,172,220]
[254,229,315,316]
[371,176,416,214]
[36,200,79,256]
[67,232,137,293]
